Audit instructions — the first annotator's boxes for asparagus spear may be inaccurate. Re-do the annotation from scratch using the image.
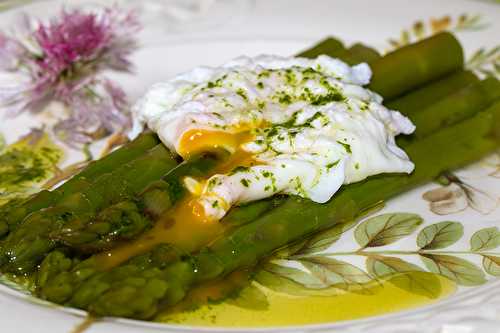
[220,196,287,227]
[294,34,471,120]
[77,107,499,319]
[385,70,479,115]
[0,132,159,238]
[398,77,500,145]
[37,243,183,305]
[335,43,381,65]
[0,144,178,274]
[368,32,464,99]
[297,33,466,102]
[296,37,345,58]
[49,149,229,252]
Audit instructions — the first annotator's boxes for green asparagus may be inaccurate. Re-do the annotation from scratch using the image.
[296,37,345,58]
[37,33,476,301]
[398,77,500,145]
[39,84,481,305]
[385,70,479,114]
[0,132,159,238]
[335,43,381,65]
[0,144,177,274]
[78,107,498,319]
[295,34,471,120]
[368,32,464,99]
[50,149,229,252]
[37,243,183,305]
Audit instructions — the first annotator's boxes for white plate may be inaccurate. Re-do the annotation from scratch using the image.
[0,0,499,332]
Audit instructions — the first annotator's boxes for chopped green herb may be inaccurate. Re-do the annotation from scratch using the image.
[337,140,352,154]
[326,160,340,170]
[265,127,279,138]
[310,91,345,106]
[277,93,292,105]
[258,70,270,79]
[236,88,248,101]
[285,69,297,84]
[229,165,250,175]
[261,171,272,178]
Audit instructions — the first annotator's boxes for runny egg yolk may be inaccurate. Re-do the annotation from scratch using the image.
[94,128,257,270]
[177,127,257,159]
[177,128,259,220]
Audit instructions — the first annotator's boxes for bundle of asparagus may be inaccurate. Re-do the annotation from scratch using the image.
[1,32,499,321]
[0,144,179,273]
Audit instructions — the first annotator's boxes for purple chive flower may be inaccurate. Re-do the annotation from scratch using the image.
[0,6,140,145]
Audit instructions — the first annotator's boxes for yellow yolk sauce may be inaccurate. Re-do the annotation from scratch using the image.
[93,196,221,270]
[94,129,257,270]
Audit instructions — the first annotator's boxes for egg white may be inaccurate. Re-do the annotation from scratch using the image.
[132,55,415,220]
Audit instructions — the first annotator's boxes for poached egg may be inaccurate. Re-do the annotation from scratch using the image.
[132,55,415,222]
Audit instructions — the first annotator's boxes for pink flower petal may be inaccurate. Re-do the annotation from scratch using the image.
[0,6,140,145]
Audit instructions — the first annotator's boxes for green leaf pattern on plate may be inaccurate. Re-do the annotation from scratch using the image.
[417,221,464,250]
[293,220,358,256]
[300,256,372,287]
[470,227,500,251]
[249,212,500,304]
[354,213,423,248]
[420,254,486,286]
[366,256,423,276]
[466,45,500,79]
[482,256,500,276]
